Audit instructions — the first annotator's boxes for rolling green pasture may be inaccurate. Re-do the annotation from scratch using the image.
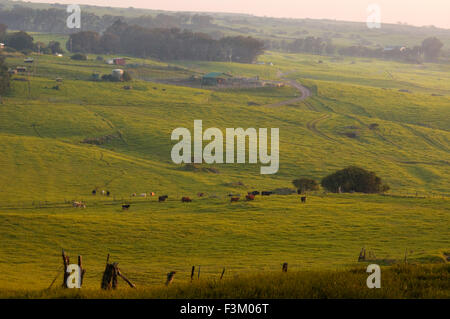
[0,194,448,290]
[0,50,448,293]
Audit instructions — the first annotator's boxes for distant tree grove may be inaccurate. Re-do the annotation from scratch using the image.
[66,20,265,63]
[321,166,390,194]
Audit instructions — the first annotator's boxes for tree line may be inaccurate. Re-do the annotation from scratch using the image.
[0,24,63,55]
[0,5,215,34]
[67,20,265,63]
[266,36,444,63]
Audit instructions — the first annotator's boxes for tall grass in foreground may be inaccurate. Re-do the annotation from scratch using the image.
[1,264,448,299]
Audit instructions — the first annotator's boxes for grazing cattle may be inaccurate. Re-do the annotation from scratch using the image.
[230,197,240,203]
[139,193,147,198]
[198,192,205,197]
[251,191,260,196]
[261,191,273,196]
[150,192,155,196]
[122,204,130,210]
[301,196,307,203]
[92,190,96,195]
[101,190,106,196]
[182,197,192,203]
[131,193,137,197]
[246,194,255,201]
[159,195,168,202]
[106,191,110,197]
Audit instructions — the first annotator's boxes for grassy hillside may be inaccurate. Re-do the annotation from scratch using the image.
[0,48,448,293]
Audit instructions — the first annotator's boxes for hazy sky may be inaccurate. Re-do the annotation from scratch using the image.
[26,0,450,29]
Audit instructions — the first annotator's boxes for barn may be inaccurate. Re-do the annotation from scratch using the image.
[113,58,126,66]
[201,72,232,86]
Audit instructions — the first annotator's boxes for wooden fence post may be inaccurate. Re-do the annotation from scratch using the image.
[78,255,86,286]
[220,267,226,280]
[191,266,195,282]
[101,254,135,290]
[62,249,69,288]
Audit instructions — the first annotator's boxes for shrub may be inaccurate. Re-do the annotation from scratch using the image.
[321,166,390,194]
[292,178,319,194]
[71,53,87,61]
[122,71,132,82]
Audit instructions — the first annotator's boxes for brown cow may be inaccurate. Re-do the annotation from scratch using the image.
[230,197,240,203]
[182,197,192,203]
[246,194,255,201]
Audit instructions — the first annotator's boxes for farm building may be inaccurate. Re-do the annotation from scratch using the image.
[113,58,126,66]
[112,69,124,81]
[201,72,232,86]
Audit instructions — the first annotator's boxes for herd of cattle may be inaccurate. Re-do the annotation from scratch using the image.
[72,189,307,210]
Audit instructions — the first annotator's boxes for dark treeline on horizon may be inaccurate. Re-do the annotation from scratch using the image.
[0,5,214,34]
[0,4,446,63]
[67,20,265,62]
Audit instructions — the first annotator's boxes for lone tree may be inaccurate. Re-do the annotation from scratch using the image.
[5,31,34,51]
[292,178,319,194]
[421,37,443,62]
[321,166,390,194]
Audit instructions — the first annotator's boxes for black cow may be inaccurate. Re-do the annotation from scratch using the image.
[301,196,307,203]
[92,190,96,195]
[159,195,168,202]
[261,191,273,196]
[122,204,130,210]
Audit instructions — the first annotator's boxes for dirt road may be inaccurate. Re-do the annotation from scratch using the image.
[264,76,311,108]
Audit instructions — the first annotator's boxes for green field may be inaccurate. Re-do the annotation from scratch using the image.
[0,47,449,294]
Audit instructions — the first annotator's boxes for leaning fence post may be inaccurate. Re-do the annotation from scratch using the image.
[220,267,226,280]
[62,249,69,288]
[101,254,135,290]
[78,255,86,286]
[191,266,195,282]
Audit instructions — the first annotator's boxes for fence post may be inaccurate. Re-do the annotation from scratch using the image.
[191,266,195,282]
